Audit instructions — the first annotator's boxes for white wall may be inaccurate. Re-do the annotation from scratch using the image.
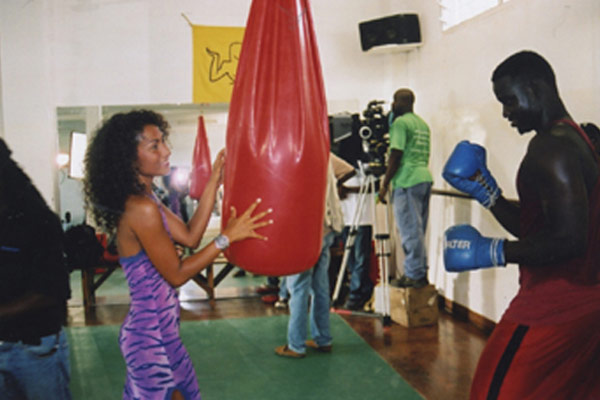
[386,0,600,321]
[50,0,405,111]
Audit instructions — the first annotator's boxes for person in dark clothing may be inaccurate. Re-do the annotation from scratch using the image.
[0,138,72,399]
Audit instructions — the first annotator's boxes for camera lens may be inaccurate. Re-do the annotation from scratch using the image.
[358,126,372,140]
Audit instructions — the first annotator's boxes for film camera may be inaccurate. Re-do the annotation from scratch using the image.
[357,100,390,176]
[329,101,391,176]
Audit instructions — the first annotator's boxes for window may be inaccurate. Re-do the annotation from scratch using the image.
[69,132,87,179]
[439,0,510,31]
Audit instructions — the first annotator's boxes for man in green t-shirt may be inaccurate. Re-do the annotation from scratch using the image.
[378,88,433,288]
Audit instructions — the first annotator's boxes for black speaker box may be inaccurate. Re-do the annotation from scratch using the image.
[359,14,421,52]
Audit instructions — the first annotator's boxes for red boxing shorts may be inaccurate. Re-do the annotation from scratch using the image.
[470,311,600,400]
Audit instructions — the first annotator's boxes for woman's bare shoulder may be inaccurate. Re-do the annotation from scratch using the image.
[122,195,162,226]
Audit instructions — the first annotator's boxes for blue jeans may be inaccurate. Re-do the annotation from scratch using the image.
[341,225,374,302]
[392,182,432,280]
[0,329,71,399]
[286,232,335,354]
[278,278,288,299]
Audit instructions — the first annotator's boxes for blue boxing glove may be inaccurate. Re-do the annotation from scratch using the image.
[444,225,505,272]
[442,141,501,208]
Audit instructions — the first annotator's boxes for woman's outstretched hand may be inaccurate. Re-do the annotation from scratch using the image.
[222,198,273,243]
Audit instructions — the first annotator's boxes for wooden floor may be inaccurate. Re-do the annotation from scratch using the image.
[67,284,489,400]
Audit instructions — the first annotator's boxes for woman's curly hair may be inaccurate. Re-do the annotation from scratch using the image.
[83,110,170,234]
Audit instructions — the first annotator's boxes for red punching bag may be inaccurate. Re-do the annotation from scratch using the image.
[222,0,330,276]
[189,116,212,200]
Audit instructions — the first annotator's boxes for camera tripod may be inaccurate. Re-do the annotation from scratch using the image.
[331,163,393,325]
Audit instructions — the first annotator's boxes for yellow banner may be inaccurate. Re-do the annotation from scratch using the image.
[192,25,245,103]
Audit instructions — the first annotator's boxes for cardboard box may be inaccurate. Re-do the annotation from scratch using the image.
[390,284,438,328]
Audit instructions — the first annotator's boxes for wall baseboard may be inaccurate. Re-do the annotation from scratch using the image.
[438,296,496,336]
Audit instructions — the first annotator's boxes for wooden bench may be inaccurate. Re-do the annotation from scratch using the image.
[80,233,120,312]
[81,262,120,312]
[191,256,235,308]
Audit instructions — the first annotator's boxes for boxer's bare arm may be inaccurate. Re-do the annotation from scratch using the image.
[490,196,521,238]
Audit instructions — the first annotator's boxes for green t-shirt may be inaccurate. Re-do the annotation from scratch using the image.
[389,112,433,189]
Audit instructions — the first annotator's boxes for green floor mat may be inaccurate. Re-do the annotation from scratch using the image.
[67,314,422,400]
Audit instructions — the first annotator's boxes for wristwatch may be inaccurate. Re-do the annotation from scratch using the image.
[214,234,230,250]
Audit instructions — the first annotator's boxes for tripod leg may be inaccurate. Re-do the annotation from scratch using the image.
[380,197,393,325]
[380,238,392,325]
[331,231,354,304]
[368,175,392,325]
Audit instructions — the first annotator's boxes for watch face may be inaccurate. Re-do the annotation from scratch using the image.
[215,234,229,250]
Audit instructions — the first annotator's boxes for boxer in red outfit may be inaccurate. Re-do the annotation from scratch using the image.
[443,51,600,399]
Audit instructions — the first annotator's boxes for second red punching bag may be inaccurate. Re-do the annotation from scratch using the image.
[222,0,330,276]
[189,116,212,200]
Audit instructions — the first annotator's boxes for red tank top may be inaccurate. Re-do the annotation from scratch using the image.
[503,120,600,325]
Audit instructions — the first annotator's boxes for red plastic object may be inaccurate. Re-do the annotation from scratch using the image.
[189,116,212,199]
[368,240,380,285]
[95,233,119,265]
[222,0,330,275]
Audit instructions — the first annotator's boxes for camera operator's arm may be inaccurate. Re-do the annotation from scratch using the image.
[336,169,356,200]
[330,153,355,188]
[378,149,403,204]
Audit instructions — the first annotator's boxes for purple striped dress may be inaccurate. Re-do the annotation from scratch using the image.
[119,203,200,400]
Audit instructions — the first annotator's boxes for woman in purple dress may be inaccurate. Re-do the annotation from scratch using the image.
[84,110,271,400]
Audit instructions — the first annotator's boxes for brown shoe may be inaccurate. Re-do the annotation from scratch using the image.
[274,345,305,358]
[305,339,332,353]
